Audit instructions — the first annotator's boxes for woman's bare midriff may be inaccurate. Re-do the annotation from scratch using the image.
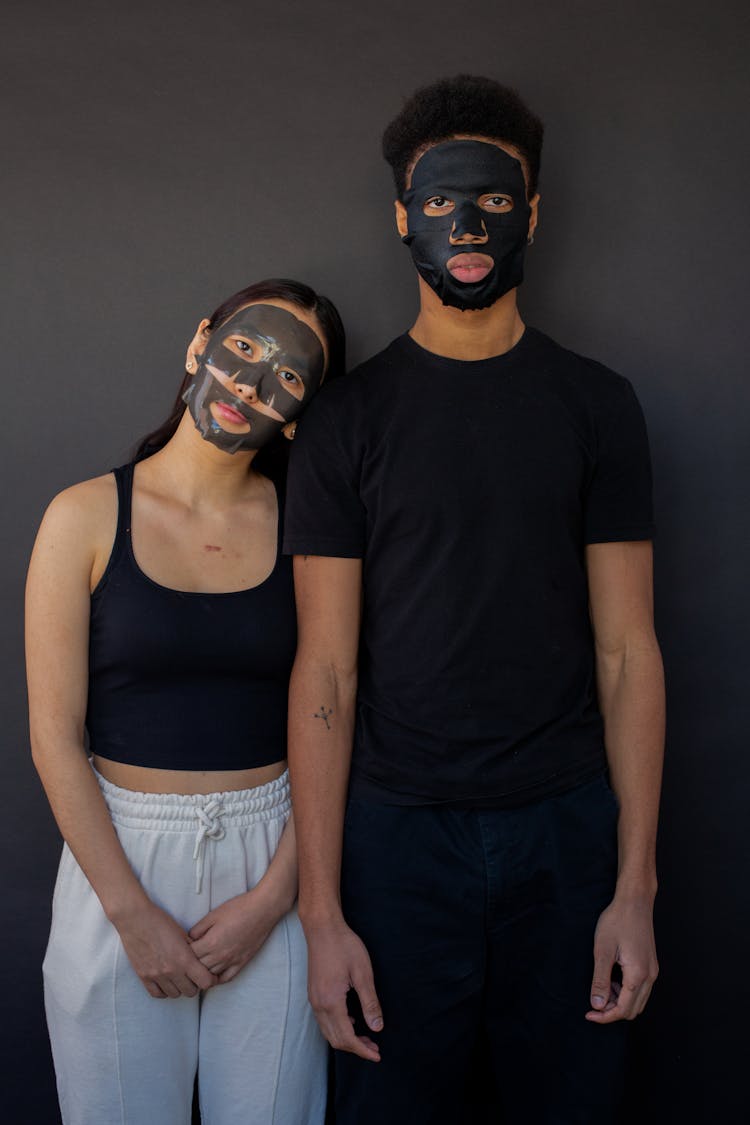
[92,756,287,795]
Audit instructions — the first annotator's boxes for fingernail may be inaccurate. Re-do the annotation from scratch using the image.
[592,995,605,1008]
[371,1017,383,1030]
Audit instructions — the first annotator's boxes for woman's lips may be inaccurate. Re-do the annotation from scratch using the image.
[213,401,250,426]
[446,252,494,284]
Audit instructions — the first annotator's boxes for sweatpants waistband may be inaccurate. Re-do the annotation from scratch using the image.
[94,767,291,832]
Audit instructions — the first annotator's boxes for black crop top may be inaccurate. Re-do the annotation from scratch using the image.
[86,463,296,770]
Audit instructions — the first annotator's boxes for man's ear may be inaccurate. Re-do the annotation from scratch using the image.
[527,193,540,243]
[395,200,409,239]
[185,318,211,371]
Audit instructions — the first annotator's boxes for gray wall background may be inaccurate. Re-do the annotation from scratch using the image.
[3,1,748,1120]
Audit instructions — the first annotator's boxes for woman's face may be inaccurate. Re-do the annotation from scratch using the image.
[183,299,327,454]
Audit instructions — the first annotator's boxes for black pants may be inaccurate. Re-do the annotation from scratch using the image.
[336,774,627,1125]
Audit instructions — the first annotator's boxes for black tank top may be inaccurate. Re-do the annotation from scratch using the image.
[86,463,296,770]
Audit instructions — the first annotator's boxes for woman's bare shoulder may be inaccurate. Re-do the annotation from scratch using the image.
[35,472,119,557]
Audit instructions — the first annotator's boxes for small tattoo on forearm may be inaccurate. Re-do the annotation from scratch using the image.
[313,706,333,730]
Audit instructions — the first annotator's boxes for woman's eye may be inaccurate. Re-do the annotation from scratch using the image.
[230,337,258,357]
[278,369,301,385]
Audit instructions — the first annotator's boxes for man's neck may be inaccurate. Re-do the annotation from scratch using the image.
[408,279,526,361]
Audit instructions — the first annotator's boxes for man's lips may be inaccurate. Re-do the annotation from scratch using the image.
[446,253,494,284]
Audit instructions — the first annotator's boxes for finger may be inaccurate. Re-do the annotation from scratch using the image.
[144,980,167,999]
[589,944,616,1012]
[350,964,384,1032]
[632,977,656,1018]
[586,970,643,1024]
[158,978,181,999]
[326,1025,381,1062]
[615,962,645,1020]
[188,961,218,991]
[218,964,241,984]
[317,1003,380,1062]
[172,973,199,998]
[188,917,213,942]
[194,945,223,972]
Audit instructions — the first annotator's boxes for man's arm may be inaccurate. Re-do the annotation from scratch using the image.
[288,554,383,1061]
[585,539,664,1023]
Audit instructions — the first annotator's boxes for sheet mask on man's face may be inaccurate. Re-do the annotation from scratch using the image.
[402,140,531,311]
[182,304,325,454]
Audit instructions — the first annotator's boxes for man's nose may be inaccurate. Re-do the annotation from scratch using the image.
[449,200,488,244]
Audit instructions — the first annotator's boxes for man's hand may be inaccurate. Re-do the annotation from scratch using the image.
[586,894,658,1023]
[305,917,383,1061]
[115,900,217,999]
[189,889,280,985]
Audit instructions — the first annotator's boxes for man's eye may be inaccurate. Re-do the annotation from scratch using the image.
[480,194,513,211]
[422,195,456,216]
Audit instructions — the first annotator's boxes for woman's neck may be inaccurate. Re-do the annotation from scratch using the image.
[142,412,263,511]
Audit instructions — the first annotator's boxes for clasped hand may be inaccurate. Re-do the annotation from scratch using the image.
[189,888,279,984]
[117,889,280,998]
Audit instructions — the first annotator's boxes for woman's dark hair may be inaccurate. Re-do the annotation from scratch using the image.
[132,278,346,479]
[382,74,544,199]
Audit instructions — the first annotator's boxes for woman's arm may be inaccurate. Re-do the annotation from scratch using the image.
[188,811,299,982]
[26,481,216,999]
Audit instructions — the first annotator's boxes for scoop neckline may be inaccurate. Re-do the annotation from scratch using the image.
[126,469,281,598]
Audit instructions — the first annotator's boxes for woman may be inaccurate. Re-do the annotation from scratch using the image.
[26,278,345,1125]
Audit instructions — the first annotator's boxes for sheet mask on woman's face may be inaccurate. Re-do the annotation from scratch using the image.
[402,140,531,311]
[183,304,325,454]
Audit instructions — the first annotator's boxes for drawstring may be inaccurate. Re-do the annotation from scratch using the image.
[192,800,225,893]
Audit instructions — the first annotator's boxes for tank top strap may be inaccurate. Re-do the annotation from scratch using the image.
[112,462,135,544]
[92,463,135,595]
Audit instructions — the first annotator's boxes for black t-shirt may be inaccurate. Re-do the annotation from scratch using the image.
[284,328,654,807]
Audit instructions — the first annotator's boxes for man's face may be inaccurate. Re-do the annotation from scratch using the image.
[183,303,325,454]
[400,139,532,311]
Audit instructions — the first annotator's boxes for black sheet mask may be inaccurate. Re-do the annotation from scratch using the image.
[182,304,325,454]
[402,140,531,311]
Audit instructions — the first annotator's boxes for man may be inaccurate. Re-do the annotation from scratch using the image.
[284,74,663,1124]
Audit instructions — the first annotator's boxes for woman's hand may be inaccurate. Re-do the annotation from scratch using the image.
[188,887,283,984]
[115,900,218,999]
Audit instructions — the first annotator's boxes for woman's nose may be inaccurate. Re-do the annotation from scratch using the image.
[232,378,260,402]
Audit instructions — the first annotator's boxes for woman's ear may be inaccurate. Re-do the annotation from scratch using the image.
[185,318,211,372]
[282,421,298,442]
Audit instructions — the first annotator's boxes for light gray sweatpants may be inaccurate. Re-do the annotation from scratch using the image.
[43,770,327,1125]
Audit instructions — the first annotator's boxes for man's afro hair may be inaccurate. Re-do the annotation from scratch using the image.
[382,74,544,199]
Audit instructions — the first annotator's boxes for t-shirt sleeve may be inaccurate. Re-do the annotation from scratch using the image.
[283,391,366,558]
[584,376,655,544]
